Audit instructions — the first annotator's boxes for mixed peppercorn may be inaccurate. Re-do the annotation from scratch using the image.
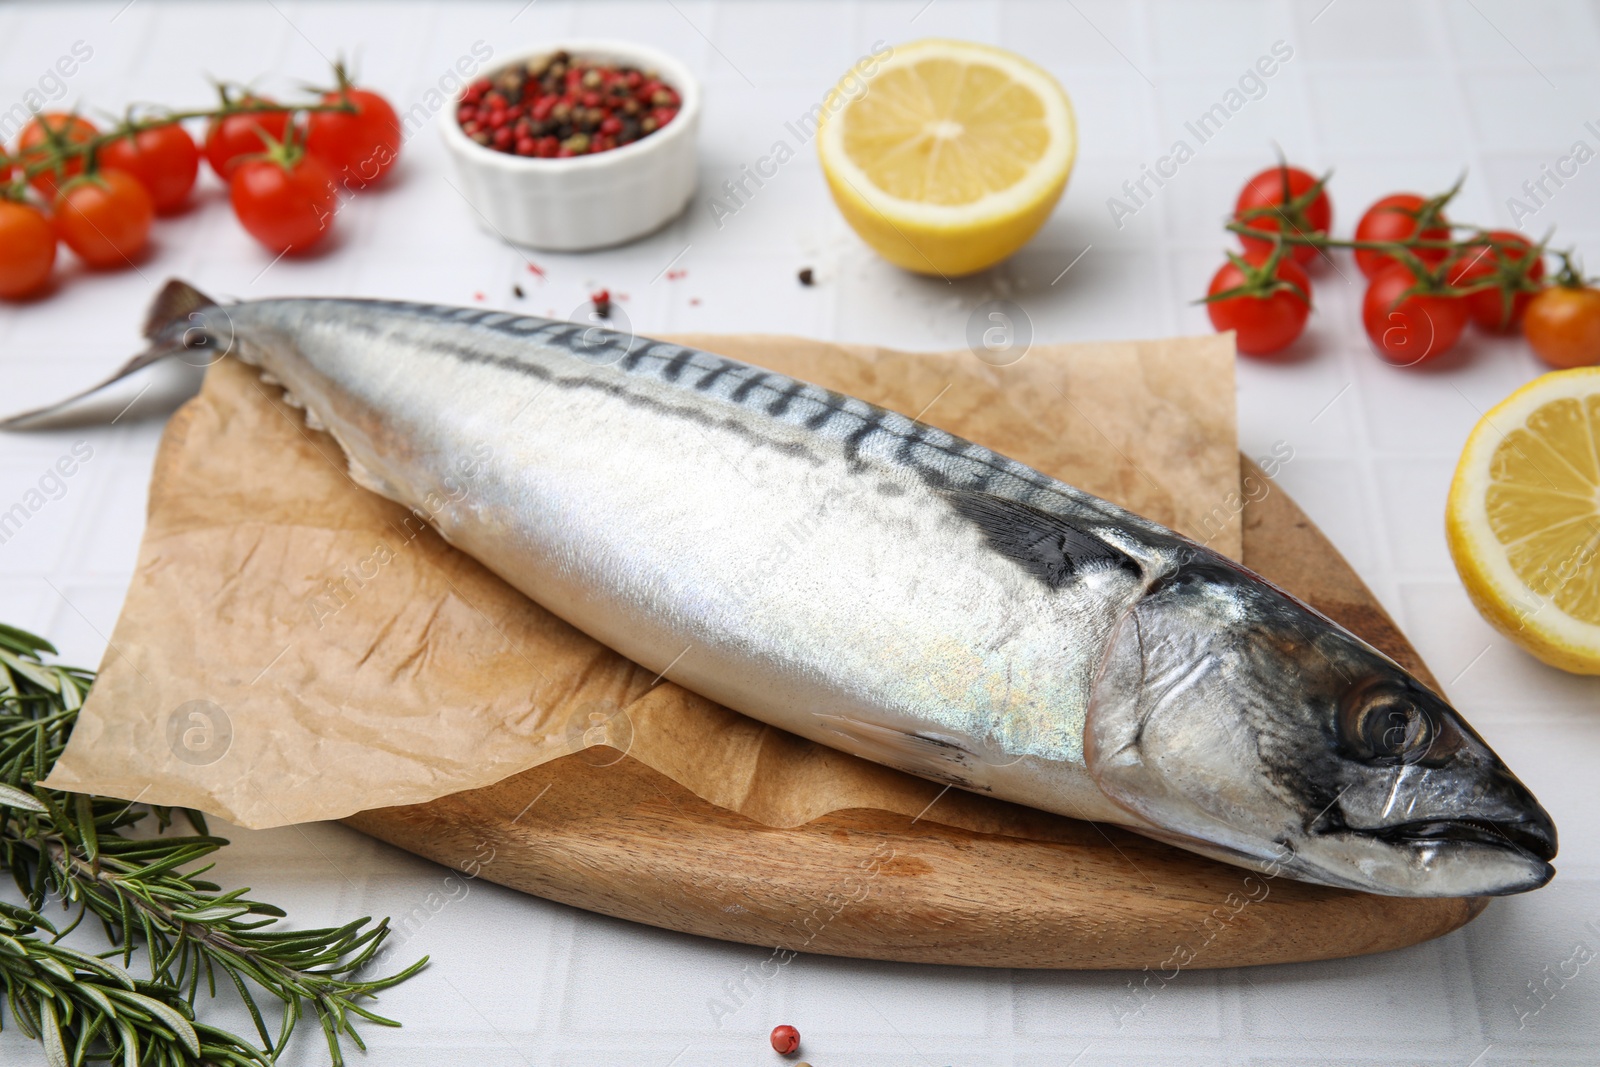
[458,51,682,158]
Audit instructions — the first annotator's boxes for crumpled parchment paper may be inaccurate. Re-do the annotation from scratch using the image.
[43,331,1238,829]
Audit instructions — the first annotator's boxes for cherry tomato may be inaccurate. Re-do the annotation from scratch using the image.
[96,123,200,214]
[1523,286,1600,369]
[16,113,99,198]
[230,153,338,254]
[1234,165,1331,266]
[305,87,402,189]
[205,97,292,180]
[1445,230,1545,331]
[1361,263,1468,366]
[1354,194,1451,279]
[0,200,57,298]
[1206,251,1313,356]
[54,170,154,268]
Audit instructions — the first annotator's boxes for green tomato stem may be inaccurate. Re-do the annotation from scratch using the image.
[17,99,357,183]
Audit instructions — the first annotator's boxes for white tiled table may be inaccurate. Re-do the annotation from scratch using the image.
[2,1,1598,1063]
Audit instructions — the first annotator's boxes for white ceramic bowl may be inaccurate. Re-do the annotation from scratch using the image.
[439,40,700,251]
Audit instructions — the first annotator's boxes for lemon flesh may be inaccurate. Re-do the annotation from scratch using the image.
[1447,367,1600,673]
[817,40,1076,277]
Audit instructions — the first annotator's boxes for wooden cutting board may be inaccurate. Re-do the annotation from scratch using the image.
[345,458,1488,969]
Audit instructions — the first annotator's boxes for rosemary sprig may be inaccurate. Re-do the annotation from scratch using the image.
[0,622,425,1066]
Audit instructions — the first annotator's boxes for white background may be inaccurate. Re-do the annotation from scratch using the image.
[2,0,1599,1063]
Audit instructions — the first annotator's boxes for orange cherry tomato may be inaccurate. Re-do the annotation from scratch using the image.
[1524,286,1600,369]
[0,200,57,298]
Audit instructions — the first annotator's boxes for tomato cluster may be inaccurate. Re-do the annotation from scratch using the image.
[0,70,400,300]
[1206,162,1600,369]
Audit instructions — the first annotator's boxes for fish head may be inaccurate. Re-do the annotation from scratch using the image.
[1085,554,1556,897]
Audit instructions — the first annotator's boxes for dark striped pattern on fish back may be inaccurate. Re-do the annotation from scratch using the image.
[327,299,1171,540]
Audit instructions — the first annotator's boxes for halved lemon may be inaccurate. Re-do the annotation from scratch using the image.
[816,39,1076,277]
[1447,367,1600,674]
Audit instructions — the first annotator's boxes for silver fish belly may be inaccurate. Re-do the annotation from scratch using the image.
[13,281,1557,898]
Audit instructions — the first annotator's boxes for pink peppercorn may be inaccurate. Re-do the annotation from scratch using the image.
[769,1025,800,1055]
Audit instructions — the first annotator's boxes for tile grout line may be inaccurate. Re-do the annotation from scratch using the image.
[1285,0,1409,625]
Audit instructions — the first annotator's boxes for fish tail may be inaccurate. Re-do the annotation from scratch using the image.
[0,278,221,430]
[143,278,219,340]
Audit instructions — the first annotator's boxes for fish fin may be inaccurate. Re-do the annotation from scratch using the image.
[143,278,217,339]
[344,452,397,498]
[815,714,987,790]
[946,490,1138,588]
[255,366,389,498]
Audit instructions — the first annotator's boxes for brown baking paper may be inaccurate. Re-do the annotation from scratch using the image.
[43,332,1238,829]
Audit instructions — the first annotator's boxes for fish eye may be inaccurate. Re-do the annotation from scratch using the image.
[1363,698,1430,761]
[1341,680,1436,765]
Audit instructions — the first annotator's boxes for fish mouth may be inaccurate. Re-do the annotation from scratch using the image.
[1302,805,1559,895]
[1374,815,1557,864]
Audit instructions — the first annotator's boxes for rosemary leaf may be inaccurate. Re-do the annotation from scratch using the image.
[0,625,427,1064]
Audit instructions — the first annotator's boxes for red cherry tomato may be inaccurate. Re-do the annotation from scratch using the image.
[230,153,338,254]
[54,170,154,269]
[1354,194,1451,279]
[1361,263,1468,366]
[1523,286,1600,369]
[16,113,99,198]
[1206,251,1313,356]
[1234,165,1331,266]
[0,200,57,298]
[205,97,292,180]
[96,123,201,214]
[1445,230,1545,331]
[305,87,402,189]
